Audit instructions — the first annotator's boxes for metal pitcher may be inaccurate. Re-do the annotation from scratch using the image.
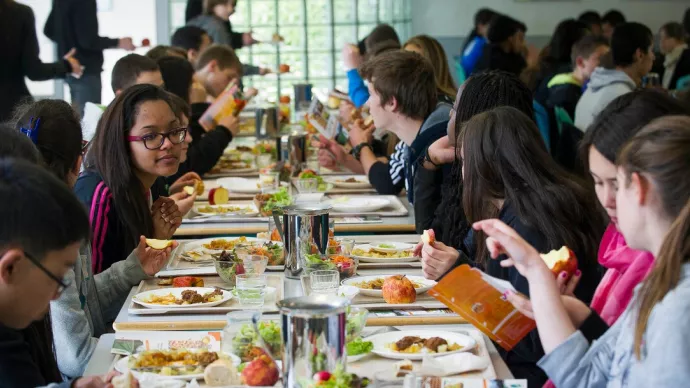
[276,295,348,387]
[286,128,307,176]
[273,204,331,279]
[255,106,280,138]
[293,83,313,112]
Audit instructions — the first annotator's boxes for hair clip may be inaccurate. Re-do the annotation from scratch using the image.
[20,117,41,144]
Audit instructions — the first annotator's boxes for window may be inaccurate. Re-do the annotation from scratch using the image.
[169,0,412,101]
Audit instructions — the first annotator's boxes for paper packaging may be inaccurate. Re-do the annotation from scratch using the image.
[420,352,490,377]
[306,97,339,139]
[429,265,536,351]
[198,80,247,131]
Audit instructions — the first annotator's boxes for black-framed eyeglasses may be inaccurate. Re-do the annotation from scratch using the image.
[23,251,71,294]
[127,127,188,150]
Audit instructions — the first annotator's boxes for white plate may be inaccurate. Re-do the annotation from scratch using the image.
[351,244,419,263]
[327,197,390,213]
[342,275,436,297]
[368,242,416,254]
[132,287,232,309]
[192,204,259,217]
[215,177,261,194]
[115,356,203,381]
[367,330,477,360]
[337,285,360,300]
[347,353,371,363]
[327,177,372,189]
[183,237,263,255]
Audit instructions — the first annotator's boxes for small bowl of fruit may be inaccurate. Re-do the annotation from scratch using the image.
[214,250,245,287]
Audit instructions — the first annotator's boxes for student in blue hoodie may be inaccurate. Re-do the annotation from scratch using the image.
[460,8,499,76]
[574,23,654,130]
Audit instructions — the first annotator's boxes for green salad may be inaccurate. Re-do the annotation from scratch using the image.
[263,188,292,212]
[305,253,336,271]
[378,243,395,249]
[299,171,329,192]
[346,337,373,356]
[231,321,283,361]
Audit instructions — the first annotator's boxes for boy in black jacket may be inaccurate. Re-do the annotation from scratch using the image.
[44,0,136,116]
[348,50,450,204]
[547,35,610,119]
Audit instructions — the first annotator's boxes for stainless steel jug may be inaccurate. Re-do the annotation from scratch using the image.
[255,106,280,138]
[274,204,331,279]
[276,295,348,387]
[286,127,307,176]
[293,83,313,112]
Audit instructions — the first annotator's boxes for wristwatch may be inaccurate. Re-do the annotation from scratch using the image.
[423,147,440,168]
[352,142,373,161]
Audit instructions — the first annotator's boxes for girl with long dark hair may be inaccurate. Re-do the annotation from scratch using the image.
[76,84,184,274]
[421,106,605,386]
[475,115,690,387]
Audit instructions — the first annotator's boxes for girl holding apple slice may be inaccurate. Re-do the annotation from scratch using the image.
[474,116,690,387]
[420,106,605,386]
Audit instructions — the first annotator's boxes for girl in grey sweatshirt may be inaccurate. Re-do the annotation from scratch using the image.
[473,116,690,388]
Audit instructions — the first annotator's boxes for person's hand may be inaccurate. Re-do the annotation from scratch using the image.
[168,172,202,195]
[348,120,374,147]
[169,190,197,217]
[189,81,207,104]
[525,44,540,67]
[472,219,546,278]
[72,376,111,388]
[118,37,136,51]
[259,68,272,76]
[244,87,259,98]
[151,197,182,240]
[315,135,346,166]
[504,292,591,326]
[342,44,363,71]
[63,48,84,77]
[420,240,460,280]
[134,236,178,276]
[218,114,240,136]
[426,136,456,167]
[242,32,258,46]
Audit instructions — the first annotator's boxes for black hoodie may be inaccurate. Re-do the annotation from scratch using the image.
[44,0,119,75]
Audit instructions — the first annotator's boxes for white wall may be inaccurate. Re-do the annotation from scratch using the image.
[18,0,158,103]
[412,0,688,37]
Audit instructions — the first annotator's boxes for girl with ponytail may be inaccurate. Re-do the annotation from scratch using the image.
[473,115,690,387]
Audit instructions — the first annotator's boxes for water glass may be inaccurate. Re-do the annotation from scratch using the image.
[240,255,268,275]
[305,156,321,174]
[336,238,355,255]
[256,154,274,169]
[258,171,279,190]
[221,311,259,361]
[236,274,267,306]
[295,178,318,193]
[309,270,339,296]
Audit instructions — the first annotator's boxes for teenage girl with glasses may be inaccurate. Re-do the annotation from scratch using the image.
[76,84,185,274]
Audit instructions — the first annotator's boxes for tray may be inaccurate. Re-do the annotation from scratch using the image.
[182,201,268,224]
[325,195,409,217]
[301,276,444,310]
[158,238,283,277]
[127,275,284,315]
[347,327,497,380]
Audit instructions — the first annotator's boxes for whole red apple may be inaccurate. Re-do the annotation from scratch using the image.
[241,355,279,386]
[382,275,416,304]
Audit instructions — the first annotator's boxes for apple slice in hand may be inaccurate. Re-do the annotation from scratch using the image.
[540,246,578,279]
[208,187,230,205]
[145,239,174,250]
[421,229,436,245]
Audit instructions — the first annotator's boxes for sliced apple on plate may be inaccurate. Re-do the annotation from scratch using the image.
[208,187,230,205]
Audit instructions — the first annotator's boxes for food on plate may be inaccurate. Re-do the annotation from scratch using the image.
[253,142,274,156]
[382,275,417,304]
[346,337,373,356]
[172,276,205,288]
[279,95,291,104]
[241,353,280,386]
[351,247,414,259]
[139,289,223,305]
[204,359,240,386]
[337,177,360,183]
[232,321,283,362]
[395,359,414,377]
[311,366,370,388]
[157,278,173,286]
[421,229,436,245]
[279,63,290,73]
[353,277,423,290]
[236,145,253,152]
[305,253,335,271]
[111,371,135,388]
[377,243,395,249]
[128,349,219,376]
[253,187,292,216]
[270,228,281,241]
[145,239,173,250]
[210,158,253,174]
[203,236,250,251]
[541,246,578,279]
[388,336,463,354]
[196,205,250,214]
[239,241,284,266]
[208,187,230,205]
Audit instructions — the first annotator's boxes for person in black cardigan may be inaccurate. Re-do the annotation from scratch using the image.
[0,0,81,122]
[659,22,690,90]
[418,107,605,386]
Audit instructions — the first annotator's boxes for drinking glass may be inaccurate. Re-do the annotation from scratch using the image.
[221,311,259,361]
[309,270,339,296]
[236,274,267,306]
[256,154,274,169]
[305,156,321,173]
[258,171,280,190]
[336,238,355,255]
[295,178,318,193]
[240,254,268,275]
